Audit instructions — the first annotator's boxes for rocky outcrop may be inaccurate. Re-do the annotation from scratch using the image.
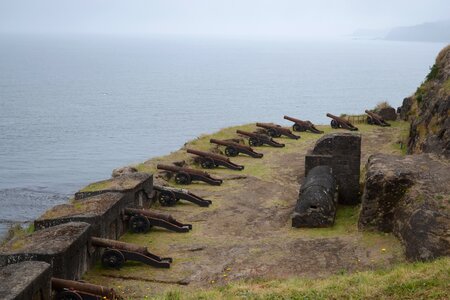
[111,166,137,178]
[359,153,450,261]
[400,45,450,158]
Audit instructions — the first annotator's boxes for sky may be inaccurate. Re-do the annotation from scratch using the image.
[0,0,449,38]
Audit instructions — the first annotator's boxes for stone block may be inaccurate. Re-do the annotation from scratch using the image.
[0,261,52,300]
[0,222,91,280]
[74,172,154,208]
[34,192,127,240]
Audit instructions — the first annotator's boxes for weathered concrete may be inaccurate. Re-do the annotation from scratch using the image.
[359,153,450,261]
[35,192,128,240]
[305,133,361,204]
[292,166,337,227]
[0,222,91,280]
[0,261,52,300]
[75,172,154,208]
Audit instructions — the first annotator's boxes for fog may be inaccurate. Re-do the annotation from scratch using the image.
[0,0,449,38]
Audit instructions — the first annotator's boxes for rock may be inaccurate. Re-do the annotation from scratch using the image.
[376,107,397,121]
[111,166,137,178]
[359,153,450,261]
[400,45,450,158]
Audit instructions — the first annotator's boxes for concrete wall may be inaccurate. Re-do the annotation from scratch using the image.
[34,192,128,240]
[0,261,52,300]
[0,222,91,280]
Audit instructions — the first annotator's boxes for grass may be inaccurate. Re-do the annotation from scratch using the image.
[152,257,450,300]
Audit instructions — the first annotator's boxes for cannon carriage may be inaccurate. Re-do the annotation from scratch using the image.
[365,110,391,127]
[157,164,223,186]
[283,115,323,134]
[255,122,300,139]
[236,130,285,147]
[154,184,212,207]
[326,113,359,131]
[124,208,192,233]
[186,148,244,170]
[209,138,263,158]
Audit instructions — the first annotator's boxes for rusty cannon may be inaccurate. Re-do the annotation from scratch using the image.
[157,164,223,186]
[186,148,244,170]
[365,110,391,127]
[124,208,192,233]
[326,113,359,131]
[283,115,324,134]
[91,237,172,269]
[256,122,300,139]
[154,184,212,207]
[52,277,123,300]
[210,138,263,158]
[236,130,285,147]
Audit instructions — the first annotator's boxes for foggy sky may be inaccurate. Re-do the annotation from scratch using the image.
[0,0,449,38]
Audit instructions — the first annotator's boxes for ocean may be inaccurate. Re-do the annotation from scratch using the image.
[0,35,446,238]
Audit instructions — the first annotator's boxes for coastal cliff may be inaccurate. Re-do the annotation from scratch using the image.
[401,45,450,158]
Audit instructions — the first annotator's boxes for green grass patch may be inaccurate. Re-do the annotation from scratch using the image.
[153,257,450,300]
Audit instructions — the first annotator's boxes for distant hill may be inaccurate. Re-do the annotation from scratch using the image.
[385,20,450,43]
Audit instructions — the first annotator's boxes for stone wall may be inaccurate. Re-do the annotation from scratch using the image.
[75,172,154,208]
[35,192,128,240]
[0,261,52,300]
[359,153,450,261]
[0,222,91,280]
[305,133,361,205]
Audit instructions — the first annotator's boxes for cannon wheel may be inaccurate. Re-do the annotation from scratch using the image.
[101,249,125,269]
[56,290,83,300]
[175,172,192,185]
[200,158,215,169]
[330,119,339,129]
[158,190,177,206]
[129,214,151,233]
[367,116,374,125]
[267,128,281,138]
[293,123,307,132]
[225,146,239,157]
[249,137,262,147]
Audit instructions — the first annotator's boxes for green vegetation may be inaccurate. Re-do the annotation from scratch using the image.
[79,179,113,192]
[153,257,450,300]
[426,64,439,81]
[443,78,450,94]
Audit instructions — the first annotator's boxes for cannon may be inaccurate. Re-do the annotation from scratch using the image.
[365,110,391,127]
[326,113,359,131]
[283,115,323,134]
[292,165,337,228]
[157,164,223,186]
[154,184,212,207]
[52,277,122,300]
[186,148,244,170]
[209,138,263,158]
[124,208,192,233]
[256,122,300,139]
[91,237,172,269]
[236,130,285,147]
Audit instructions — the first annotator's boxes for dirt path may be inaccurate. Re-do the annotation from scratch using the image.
[84,121,409,297]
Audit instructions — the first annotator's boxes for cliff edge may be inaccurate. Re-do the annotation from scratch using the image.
[400,45,450,158]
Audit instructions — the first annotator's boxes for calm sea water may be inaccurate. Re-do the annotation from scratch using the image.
[0,35,446,237]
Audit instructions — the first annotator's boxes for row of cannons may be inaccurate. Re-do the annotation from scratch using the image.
[0,112,379,299]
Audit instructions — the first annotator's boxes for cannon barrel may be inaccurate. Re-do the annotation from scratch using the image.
[157,164,210,177]
[365,110,391,127]
[326,113,358,131]
[256,122,300,139]
[91,237,147,254]
[292,166,337,228]
[236,129,258,138]
[52,278,121,299]
[284,115,307,125]
[210,138,253,151]
[186,148,231,162]
[124,208,176,223]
